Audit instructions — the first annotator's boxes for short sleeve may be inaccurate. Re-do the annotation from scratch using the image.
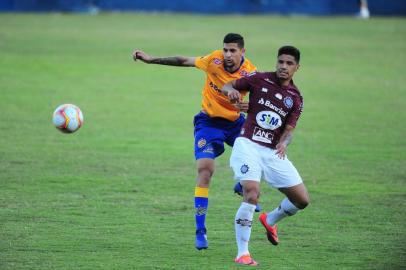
[195,53,212,72]
[234,75,254,92]
[285,95,303,128]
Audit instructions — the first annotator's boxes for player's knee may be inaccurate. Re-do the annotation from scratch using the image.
[296,196,310,209]
[197,167,214,183]
[244,189,259,205]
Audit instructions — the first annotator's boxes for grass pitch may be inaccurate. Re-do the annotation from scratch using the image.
[0,13,405,269]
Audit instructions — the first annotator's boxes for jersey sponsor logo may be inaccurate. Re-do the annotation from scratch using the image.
[198,138,206,148]
[213,58,222,65]
[240,164,249,174]
[209,81,222,93]
[252,126,273,144]
[258,98,288,117]
[283,96,293,109]
[261,87,268,93]
[256,110,283,130]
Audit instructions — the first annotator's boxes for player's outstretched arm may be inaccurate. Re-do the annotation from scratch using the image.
[132,50,195,67]
[275,125,295,159]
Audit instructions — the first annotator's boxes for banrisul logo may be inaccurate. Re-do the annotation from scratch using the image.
[256,111,282,130]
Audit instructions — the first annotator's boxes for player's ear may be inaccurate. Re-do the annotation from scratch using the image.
[296,64,300,71]
[241,48,246,55]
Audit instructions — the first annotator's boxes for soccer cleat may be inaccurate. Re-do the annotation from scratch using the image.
[195,228,208,250]
[235,254,258,266]
[259,213,279,245]
[233,182,262,212]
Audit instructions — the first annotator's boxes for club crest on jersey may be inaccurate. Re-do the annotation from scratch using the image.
[213,58,222,65]
[256,111,283,130]
[240,164,249,174]
[198,138,206,148]
[283,96,293,109]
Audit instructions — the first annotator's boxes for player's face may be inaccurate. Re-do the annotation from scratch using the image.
[223,43,245,71]
[276,54,299,81]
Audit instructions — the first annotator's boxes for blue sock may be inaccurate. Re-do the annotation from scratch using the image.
[195,187,209,230]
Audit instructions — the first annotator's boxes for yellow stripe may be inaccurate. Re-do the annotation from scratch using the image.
[195,187,209,198]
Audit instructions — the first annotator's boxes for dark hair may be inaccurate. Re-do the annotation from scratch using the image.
[278,46,300,63]
[223,33,244,48]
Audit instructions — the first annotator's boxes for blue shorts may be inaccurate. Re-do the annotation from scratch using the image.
[193,111,245,160]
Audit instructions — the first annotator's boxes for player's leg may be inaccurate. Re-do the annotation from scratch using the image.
[260,149,309,245]
[230,137,261,265]
[194,157,214,250]
[234,181,259,266]
[226,114,261,212]
[263,183,309,227]
[193,112,226,250]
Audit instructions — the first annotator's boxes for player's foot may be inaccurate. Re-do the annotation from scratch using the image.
[233,182,262,212]
[234,254,258,266]
[195,228,208,250]
[259,213,279,245]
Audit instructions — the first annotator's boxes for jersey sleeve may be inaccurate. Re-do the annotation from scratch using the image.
[234,75,254,92]
[285,95,303,128]
[194,53,213,72]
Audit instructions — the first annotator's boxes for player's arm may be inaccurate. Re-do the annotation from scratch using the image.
[221,80,242,103]
[275,125,295,159]
[132,50,195,67]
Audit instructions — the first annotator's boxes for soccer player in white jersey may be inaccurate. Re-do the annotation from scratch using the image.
[222,45,310,266]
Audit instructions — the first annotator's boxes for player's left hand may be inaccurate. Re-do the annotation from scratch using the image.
[275,143,287,159]
[234,101,249,112]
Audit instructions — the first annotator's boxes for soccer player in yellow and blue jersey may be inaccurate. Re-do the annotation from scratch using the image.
[132,33,256,250]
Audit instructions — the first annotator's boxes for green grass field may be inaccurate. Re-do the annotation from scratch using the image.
[0,13,405,269]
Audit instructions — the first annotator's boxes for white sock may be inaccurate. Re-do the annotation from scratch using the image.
[235,202,256,258]
[266,198,299,226]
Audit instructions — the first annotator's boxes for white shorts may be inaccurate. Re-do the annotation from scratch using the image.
[230,137,303,188]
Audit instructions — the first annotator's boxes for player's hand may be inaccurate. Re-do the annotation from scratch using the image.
[275,142,287,159]
[228,89,241,103]
[132,50,152,63]
[234,101,249,112]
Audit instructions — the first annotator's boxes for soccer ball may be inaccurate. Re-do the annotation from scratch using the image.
[52,104,84,133]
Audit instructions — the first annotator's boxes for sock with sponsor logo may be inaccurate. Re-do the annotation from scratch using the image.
[195,187,209,231]
[266,197,299,226]
[235,202,256,258]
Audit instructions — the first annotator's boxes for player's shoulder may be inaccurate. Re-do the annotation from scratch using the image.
[242,57,257,71]
[287,80,302,97]
[245,71,270,80]
[210,50,224,59]
[287,84,303,106]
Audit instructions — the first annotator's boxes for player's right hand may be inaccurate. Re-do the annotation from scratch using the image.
[132,50,152,63]
[228,89,241,103]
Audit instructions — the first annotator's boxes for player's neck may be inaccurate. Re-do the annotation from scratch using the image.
[224,57,244,73]
[279,78,291,87]
[225,65,239,73]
